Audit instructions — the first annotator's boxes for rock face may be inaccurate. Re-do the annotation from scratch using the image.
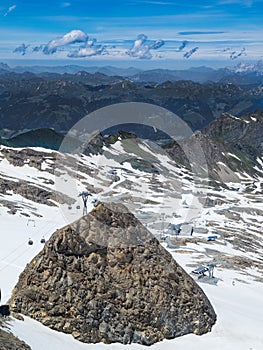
[10,202,216,345]
[203,111,263,159]
[0,326,31,350]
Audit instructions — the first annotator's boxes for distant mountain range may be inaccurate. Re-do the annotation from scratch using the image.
[228,61,263,75]
[1,68,263,136]
[2,60,263,84]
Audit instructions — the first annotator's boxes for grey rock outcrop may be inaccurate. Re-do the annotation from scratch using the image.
[0,326,31,350]
[10,202,216,345]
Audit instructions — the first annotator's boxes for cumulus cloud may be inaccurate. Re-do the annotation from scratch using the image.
[68,38,106,58]
[183,46,199,59]
[4,4,16,16]
[230,47,246,60]
[13,43,29,55]
[43,30,88,54]
[11,31,165,60]
[128,34,165,59]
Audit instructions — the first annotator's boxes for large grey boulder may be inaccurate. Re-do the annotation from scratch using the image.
[10,202,216,345]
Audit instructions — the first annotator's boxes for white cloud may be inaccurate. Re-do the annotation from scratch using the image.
[61,2,71,7]
[68,38,106,58]
[43,30,88,54]
[176,40,188,52]
[184,47,199,59]
[230,47,246,60]
[13,43,29,55]
[128,34,165,59]
[217,0,254,7]
[4,4,16,17]
[32,45,45,52]
[150,39,165,50]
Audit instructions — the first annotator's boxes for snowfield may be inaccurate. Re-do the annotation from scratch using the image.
[0,142,263,350]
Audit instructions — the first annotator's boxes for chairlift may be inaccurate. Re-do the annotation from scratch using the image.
[40,237,46,244]
[28,238,33,246]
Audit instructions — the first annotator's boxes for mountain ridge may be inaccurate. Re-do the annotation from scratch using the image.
[1,72,263,135]
[2,60,263,83]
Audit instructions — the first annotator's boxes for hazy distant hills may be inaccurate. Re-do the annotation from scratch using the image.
[2,61,263,84]
[1,71,263,135]
[1,60,263,142]
[0,63,141,77]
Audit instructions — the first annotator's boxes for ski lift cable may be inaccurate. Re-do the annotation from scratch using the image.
[0,244,35,274]
[0,186,85,270]
[0,232,48,274]
[0,185,73,268]
[0,220,58,270]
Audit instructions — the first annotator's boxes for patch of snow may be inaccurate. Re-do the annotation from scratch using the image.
[227,153,241,161]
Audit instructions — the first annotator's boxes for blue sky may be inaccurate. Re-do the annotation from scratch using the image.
[1,0,263,67]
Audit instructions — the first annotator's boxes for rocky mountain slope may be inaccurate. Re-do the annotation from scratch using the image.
[10,202,216,346]
[163,110,263,181]
[0,319,31,350]
[203,110,263,160]
[0,328,31,350]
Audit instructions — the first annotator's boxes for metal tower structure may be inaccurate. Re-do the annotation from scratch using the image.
[78,191,92,215]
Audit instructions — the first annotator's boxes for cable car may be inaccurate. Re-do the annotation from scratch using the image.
[40,237,46,244]
[28,239,33,246]
[76,205,81,210]
[68,205,72,210]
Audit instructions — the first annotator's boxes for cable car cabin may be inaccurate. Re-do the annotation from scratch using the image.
[68,206,72,210]
[207,235,217,241]
[28,239,33,246]
[40,238,46,244]
[76,205,81,210]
